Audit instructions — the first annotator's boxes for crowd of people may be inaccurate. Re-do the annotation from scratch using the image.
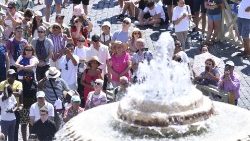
[0,0,248,140]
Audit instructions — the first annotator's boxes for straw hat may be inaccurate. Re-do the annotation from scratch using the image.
[86,56,103,66]
[45,67,61,79]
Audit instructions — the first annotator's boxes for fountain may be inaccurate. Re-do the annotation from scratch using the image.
[55,32,250,141]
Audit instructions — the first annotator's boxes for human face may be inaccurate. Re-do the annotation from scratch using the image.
[52,25,61,35]
[94,82,102,91]
[178,0,185,7]
[102,26,110,34]
[201,47,208,53]
[24,17,31,22]
[122,20,130,28]
[15,29,23,38]
[8,6,16,14]
[205,61,213,68]
[89,60,99,68]
[135,41,144,50]
[35,16,42,23]
[120,80,129,88]
[37,97,45,105]
[115,44,124,54]
[24,48,33,56]
[37,29,45,38]
[56,17,64,24]
[74,19,82,27]
[72,101,80,109]
[40,111,48,120]
[133,31,141,38]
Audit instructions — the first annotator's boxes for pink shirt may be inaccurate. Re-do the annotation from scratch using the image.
[110,52,131,82]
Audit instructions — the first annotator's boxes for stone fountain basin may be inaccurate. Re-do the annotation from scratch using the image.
[55,102,250,141]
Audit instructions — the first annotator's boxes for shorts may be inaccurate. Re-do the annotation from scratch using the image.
[45,0,62,5]
[162,0,177,6]
[207,13,221,21]
[237,17,250,39]
[72,0,89,5]
[193,0,206,13]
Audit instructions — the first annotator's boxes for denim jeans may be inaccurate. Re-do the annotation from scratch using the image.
[1,119,16,141]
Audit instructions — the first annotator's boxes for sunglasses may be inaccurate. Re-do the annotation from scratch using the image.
[8,7,14,9]
[94,82,101,86]
[74,21,79,23]
[78,39,85,42]
[38,31,45,33]
[133,32,140,35]
[123,21,130,25]
[65,63,68,70]
[25,49,33,51]
[53,26,60,29]
[25,18,31,21]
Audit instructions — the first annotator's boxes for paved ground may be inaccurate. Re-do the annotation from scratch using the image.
[1,0,250,139]
[32,0,250,109]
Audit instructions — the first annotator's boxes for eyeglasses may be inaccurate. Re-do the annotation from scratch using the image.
[74,21,79,23]
[8,7,14,9]
[38,31,45,33]
[65,63,68,70]
[123,21,130,25]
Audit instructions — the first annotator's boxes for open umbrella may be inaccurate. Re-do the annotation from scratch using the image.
[192,52,225,76]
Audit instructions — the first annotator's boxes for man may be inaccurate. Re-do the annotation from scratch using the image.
[59,43,79,90]
[29,91,54,127]
[48,23,67,69]
[162,0,177,24]
[112,18,131,43]
[31,106,57,141]
[6,26,28,70]
[87,34,111,75]
[0,69,22,141]
[218,61,240,105]
[55,14,71,39]
[237,0,250,58]
[135,0,166,27]
[3,1,22,40]
[112,76,129,101]
[21,9,33,41]
[31,26,53,81]
[38,67,69,130]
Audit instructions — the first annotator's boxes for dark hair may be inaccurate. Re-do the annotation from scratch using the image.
[32,16,43,36]
[22,44,35,56]
[205,58,215,67]
[146,1,155,8]
[24,9,33,18]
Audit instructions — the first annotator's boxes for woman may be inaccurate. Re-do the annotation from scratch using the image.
[172,0,192,50]
[31,11,44,38]
[81,56,102,105]
[63,95,84,122]
[70,16,93,46]
[128,28,142,54]
[108,41,132,87]
[15,45,39,80]
[194,58,220,86]
[0,85,18,141]
[15,45,38,141]
[204,0,224,45]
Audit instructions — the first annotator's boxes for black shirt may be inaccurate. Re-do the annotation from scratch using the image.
[31,119,57,141]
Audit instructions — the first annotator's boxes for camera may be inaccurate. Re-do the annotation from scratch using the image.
[205,66,210,72]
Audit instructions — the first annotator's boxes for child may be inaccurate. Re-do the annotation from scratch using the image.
[100,21,112,47]
[85,79,107,110]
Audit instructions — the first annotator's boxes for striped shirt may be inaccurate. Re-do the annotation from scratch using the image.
[48,34,67,54]
[42,78,69,105]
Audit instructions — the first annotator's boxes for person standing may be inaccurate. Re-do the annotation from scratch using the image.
[59,43,79,90]
[31,106,57,141]
[31,26,53,81]
[0,85,18,141]
[0,42,10,82]
[237,0,250,58]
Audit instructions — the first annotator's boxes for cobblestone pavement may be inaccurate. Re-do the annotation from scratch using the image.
[1,0,250,140]
[24,0,250,109]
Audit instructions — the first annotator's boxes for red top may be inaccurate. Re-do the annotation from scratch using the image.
[70,26,89,46]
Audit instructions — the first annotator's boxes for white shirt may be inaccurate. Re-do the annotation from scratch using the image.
[238,0,250,19]
[16,55,39,80]
[74,46,88,61]
[172,5,190,32]
[176,51,189,64]
[87,43,111,74]
[59,55,79,86]
[0,95,17,121]
[29,101,54,122]
[143,3,166,21]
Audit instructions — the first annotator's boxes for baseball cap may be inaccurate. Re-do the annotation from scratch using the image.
[36,91,45,98]
[102,21,111,28]
[225,61,235,67]
[7,69,16,75]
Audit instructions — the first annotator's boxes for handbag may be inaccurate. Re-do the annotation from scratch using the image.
[186,5,196,30]
[49,79,64,110]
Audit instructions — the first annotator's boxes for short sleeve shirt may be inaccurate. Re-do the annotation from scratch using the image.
[0,80,23,105]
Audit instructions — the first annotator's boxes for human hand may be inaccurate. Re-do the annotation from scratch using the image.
[182,13,187,18]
